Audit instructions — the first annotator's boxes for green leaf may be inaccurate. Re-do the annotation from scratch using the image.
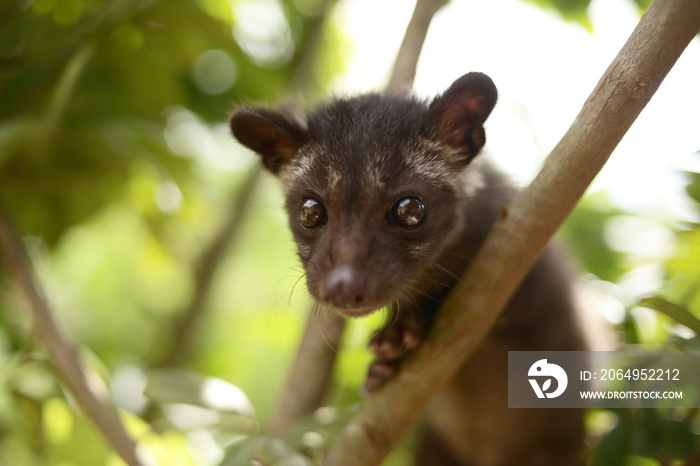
[636,409,696,462]
[144,368,255,416]
[638,297,700,335]
[0,117,39,164]
[630,0,653,12]
[667,335,700,351]
[593,410,633,466]
[282,406,355,453]
[219,435,312,466]
[560,192,628,281]
[43,42,95,134]
[519,0,593,29]
[686,171,700,205]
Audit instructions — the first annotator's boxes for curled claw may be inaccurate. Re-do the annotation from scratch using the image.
[364,313,428,393]
[363,361,398,395]
[369,326,406,360]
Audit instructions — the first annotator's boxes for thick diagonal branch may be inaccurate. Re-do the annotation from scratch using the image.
[323,0,700,464]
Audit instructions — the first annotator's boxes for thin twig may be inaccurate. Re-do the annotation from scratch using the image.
[0,202,144,466]
[323,0,700,463]
[290,0,337,93]
[387,0,446,90]
[270,309,345,433]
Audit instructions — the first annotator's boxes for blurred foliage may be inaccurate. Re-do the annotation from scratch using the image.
[0,0,358,463]
[521,0,594,30]
[561,168,700,465]
[0,0,699,465]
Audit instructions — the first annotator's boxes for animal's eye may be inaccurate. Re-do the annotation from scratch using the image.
[298,198,327,229]
[390,196,425,229]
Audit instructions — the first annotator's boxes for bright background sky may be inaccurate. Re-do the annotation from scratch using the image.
[331,0,700,221]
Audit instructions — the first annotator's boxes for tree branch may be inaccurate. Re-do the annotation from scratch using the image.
[387,0,446,90]
[290,0,337,93]
[323,0,700,464]
[0,202,144,466]
[270,309,344,433]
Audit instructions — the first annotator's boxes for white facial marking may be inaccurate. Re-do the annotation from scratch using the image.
[279,147,317,190]
[458,155,488,199]
[365,152,387,190]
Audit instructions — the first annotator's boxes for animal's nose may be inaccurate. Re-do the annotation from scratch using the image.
[321,266,369,309]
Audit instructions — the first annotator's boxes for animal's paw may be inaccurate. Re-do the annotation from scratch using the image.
[362,314,426,394]
[368,319,423,360]
[363,360,399,395]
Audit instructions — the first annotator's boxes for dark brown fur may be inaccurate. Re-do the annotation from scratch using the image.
[230,73,588,465]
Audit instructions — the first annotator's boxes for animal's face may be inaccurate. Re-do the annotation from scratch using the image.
[280,122,462,316]
[231,73,497,317]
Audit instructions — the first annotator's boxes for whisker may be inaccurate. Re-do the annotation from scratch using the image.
[431,263,462,282]
[320,310,343,355]
[312,301,323,319]
[401,284,441,303]
[398,288,420,310]
[407,270,460,293]
[288,273,307,305]
[386,304,401,327]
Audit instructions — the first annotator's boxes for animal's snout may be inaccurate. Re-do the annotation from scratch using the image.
[321,266,369,309]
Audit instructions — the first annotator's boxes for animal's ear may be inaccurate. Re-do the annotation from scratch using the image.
[230,108,308,174]
[425,72,497,164]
